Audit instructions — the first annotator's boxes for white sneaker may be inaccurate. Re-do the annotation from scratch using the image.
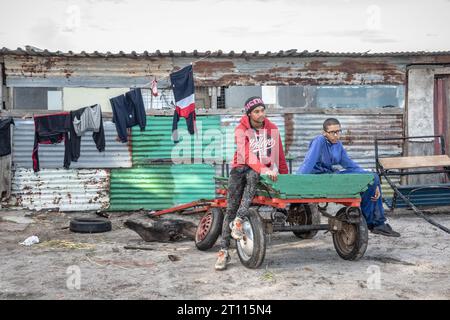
[230,217,245,240]
[215,249,231,271]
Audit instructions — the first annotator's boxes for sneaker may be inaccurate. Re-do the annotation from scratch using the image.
[371,223,401,237]
[215,249,231,271]
[230,217,245,240]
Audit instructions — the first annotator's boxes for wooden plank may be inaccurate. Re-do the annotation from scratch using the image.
[379,155,450,169]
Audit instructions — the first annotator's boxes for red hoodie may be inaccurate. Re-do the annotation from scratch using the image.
[232,115,288,174]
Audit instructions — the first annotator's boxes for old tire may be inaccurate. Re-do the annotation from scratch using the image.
[291,204,321,239]
[195,208,224,251]
[70,218,112,234]
[332,207,368,261]
[236,208,266,269]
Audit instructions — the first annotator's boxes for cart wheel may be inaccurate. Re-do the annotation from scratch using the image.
[332,207,368,261]
[195,208,224,251]
[236,208,266,269]
[289,204,321,239]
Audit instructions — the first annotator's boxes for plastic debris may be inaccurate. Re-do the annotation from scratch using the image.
[20,236,40,246]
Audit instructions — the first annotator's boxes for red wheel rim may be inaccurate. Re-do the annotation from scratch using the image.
[196,212,213,241]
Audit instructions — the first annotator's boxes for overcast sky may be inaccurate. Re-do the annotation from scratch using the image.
[1,0,449,53]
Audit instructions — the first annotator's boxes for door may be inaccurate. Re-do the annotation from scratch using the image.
[434,76,449,156]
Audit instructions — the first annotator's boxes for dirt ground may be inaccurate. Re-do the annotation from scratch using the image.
[0,207,449,300]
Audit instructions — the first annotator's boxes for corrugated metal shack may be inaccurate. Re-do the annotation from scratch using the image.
[1,47,450,211]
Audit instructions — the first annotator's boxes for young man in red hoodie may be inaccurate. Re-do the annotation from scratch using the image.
[215,96,289,270]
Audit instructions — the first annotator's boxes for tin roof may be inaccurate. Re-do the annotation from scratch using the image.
[2,46,450,58]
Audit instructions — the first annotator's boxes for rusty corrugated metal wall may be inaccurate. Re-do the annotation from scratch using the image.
[3,56,174,88]
[8,169,109,211]
[3,50,425,211]
[7,119,130,211]
[3,54,412,88]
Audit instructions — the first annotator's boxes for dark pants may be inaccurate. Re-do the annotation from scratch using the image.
[32,113,72,172]
[339,169,386,227]
[70,106,105,162]
[220,166,259,250]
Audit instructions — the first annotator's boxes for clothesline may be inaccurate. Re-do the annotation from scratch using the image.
[1,53,213,119]
[136,52,213,89]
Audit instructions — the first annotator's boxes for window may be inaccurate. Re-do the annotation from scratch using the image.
[142,86,226,110]
[219,85,405,109]
[141,88,174,110]
[13,87,62,110]
[278,85,405,109]
[225,86,262,108]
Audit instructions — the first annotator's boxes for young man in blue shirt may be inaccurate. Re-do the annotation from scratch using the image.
[296,118,400,237]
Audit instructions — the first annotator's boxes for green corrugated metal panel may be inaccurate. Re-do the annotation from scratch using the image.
[132,115,287,165]
[132,116,223,165]
[109,164,215,211]
[259,174,374,199]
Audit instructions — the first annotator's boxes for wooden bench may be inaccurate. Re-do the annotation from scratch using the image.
[379,155,450,170]
[375,136,450,211]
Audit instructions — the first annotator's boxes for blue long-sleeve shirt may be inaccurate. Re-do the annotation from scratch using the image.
[296,135,364,174]
[296,135,385,226]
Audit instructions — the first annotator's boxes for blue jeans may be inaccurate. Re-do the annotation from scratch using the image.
[339,169,386,227]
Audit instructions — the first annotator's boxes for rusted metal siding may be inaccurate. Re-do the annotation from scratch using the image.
[178,57,407,86]
[109,164,215,211]
[8,168,110,211]
[3,56,173,88]
[12,120,132,169]
[286,113,404,195]
[4,54,409,88]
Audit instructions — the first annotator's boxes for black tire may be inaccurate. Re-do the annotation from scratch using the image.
[195,208,224,251]
[332,207,368,261]
[236,208,266,269]
[291,204,321,239]
[70,218,112,234]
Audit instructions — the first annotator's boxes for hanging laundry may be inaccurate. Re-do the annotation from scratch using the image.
[0,117,14,201]
[0,117,15,156]
[151,79,159,97]
[32,113,72,172]
[170,65,196,143]
[110,88,147,143]
[0,153,12,201]
[70,104,105,162]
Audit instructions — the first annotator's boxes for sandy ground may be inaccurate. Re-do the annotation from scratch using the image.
[0,207,449,300]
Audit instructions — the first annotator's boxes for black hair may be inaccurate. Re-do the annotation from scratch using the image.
[323,118,341,131]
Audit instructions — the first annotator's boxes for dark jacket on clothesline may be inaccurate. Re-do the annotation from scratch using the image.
[110,88,147,143]
[0,117,15,157]
[70,104,105,162]
[32,113,71,172]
